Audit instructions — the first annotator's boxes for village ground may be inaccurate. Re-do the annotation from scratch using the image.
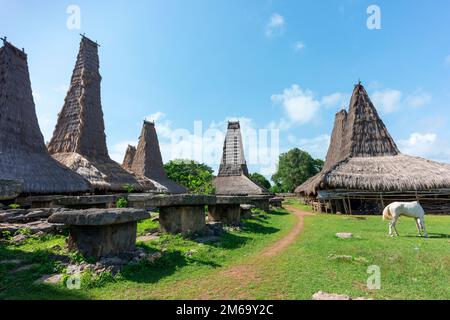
[0,199,449,300]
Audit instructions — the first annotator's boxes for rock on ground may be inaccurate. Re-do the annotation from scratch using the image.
[34,274,63,285]
[336,232,353,239]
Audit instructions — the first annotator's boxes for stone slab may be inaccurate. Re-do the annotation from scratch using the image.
[128,194,216,207]
[208,204,241,226]
[159,205,206,235]
[48,208,149,226]
[215,196,249,205]
[68,222,138,258]
[54,194,127,206]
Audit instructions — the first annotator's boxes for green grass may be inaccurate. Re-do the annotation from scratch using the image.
[0,200,448,300]
[0,208,295,300]
[252,206,450,300]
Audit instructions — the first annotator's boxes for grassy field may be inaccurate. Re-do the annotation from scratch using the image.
[0,200,449,300]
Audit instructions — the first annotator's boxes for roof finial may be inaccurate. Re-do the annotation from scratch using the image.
[1,36,7,45]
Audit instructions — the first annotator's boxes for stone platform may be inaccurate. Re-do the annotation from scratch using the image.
[128,194,215,235]
[48,208,149,259]
[208,196,249,226]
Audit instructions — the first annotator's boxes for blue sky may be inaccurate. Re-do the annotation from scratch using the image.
[1,0,450,178]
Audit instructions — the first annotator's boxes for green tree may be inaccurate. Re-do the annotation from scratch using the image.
[164,159,215,194]
[271,148,324,192]
[249,172,271,190]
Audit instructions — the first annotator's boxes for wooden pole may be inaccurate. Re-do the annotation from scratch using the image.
[342,198,348,215]
[347,195,352,215]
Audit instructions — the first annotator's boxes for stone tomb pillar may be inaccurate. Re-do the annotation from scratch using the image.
[48,208,149,259]
[159,206,206,235]
[249,196,271,212]
[208,196,248,226]
[128,194,216,236]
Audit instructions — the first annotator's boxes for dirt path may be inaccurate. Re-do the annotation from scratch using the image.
[195,205,312,299]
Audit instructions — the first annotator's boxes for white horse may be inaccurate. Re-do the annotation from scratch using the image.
[382,201,428,238]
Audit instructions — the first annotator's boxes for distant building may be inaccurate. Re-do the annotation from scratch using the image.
[123,121,187,194]
[48,35,143,192]
[296,83,450,214]
[214,121,270,196]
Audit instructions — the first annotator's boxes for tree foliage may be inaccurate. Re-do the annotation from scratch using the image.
[164,159,215,194]
[249,172,271,190]
[271,148,324,193]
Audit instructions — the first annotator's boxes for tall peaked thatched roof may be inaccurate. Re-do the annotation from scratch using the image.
[296,83,450,195]
[0,39,89,194]
[214,121,269,195]
[48,35,142,192]
[218,121,249,177]
[126,121,186,194]
[122,145,136,171]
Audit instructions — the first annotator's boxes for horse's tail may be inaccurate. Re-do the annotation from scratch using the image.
[382,205,392,220]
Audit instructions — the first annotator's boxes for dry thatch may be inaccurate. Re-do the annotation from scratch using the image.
[218,121,249,177]
[127,121,186,194]
[48,35,141,192]
[0,39,90,194]
[296,83,450,195]
[122,145,136,171]
[214,121,269,195]
[214,175,269,196]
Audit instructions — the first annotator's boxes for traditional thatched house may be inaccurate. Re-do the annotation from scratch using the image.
[122,145,136,171]
[214,121,270,196]
[296,83,450,214]
[0,38,90,194]
[125,121,187,194]
[48,35,142,192]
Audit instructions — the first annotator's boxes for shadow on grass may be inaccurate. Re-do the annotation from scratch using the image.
[120,249,221,284]
[268,210,289,216]
[403,233,450,239]
[241,221,280,235]
[0,244,88,300]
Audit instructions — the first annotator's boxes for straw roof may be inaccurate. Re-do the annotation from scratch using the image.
[296,83,450,195]
[126,121,186,194]
[48,36,141,192]
[122,145,136,171]
[0,39,90,194]
[214,121,269,195]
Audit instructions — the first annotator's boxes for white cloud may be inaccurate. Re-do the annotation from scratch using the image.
[406,91,432,108]
[398,132,437,159]
[294,41,305,52]
[265,13,285,37]
[145,111,165,123]
[372,89,402,113]
[398,132,450,163]
[321,92,349,109]
[271,85,320,124]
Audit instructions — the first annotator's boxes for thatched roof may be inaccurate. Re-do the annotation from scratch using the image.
[218,121,249,177]
[127,121,186,194]
[296,83,450,195]
[122,145,136,171]
[214,175,269,196]
[214,121,269,195]
[48,36,141,192]
[0,39,90,194]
